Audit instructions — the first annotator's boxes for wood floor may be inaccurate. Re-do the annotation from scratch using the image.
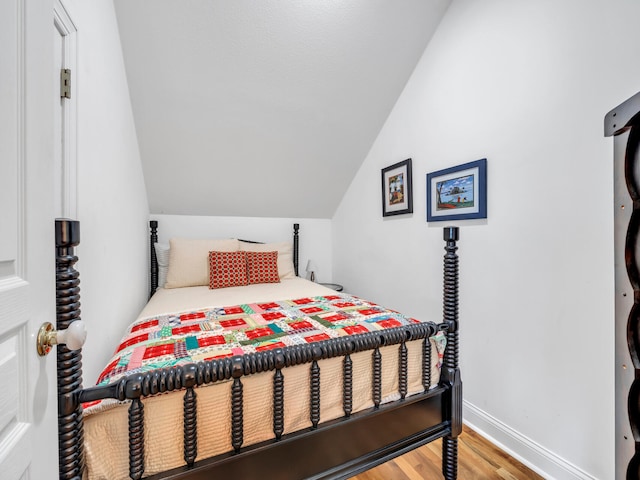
[351,425,544,480]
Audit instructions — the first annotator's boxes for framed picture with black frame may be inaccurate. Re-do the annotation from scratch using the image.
[381,158,413,217]
[426,158,487,222]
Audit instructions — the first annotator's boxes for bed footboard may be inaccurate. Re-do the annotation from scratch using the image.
[78,322,441,478]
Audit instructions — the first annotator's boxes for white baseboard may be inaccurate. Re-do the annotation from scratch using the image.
[463,401,597,480]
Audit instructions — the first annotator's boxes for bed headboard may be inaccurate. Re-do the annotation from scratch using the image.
[149,221,300,298]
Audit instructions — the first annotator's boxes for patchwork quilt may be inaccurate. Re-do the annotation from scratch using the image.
[85,293,445,410]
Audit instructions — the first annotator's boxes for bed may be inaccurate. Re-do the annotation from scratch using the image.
[54,219,462,480]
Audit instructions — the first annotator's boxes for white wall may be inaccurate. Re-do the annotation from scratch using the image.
[152,214,332,283]
[113,0,450,219]
[62,0,150,383]
[333,0,640,478]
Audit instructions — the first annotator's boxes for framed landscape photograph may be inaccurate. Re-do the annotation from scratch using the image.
[381,158,413,217]
[426,158,487,222]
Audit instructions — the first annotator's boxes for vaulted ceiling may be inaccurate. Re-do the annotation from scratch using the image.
[114,0,451,218]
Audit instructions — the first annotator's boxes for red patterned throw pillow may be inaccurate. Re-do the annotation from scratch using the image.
[209,251,249,289]
[246,251,280,285]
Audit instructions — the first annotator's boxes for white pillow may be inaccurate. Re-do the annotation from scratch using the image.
[153,243,170,288]
[165,238,240,288]
[239,241,296,279]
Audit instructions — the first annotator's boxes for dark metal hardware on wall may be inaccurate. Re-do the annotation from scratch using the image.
[60,68,71,99]
[606,91,640,480]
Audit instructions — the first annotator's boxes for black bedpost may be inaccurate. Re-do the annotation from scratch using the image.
[441,226,462,480]
[293,223,300,277]
[150,220,159,299]
[56,218,85,480]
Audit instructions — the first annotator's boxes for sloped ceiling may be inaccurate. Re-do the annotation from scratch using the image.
[114,0,450,218]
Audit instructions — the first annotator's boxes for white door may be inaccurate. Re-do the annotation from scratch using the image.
[0,0,60,478]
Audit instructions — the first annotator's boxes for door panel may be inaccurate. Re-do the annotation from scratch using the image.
[0,0,34,475]
[0,288,31,479]
[0,0,19,275]
[0,0,58,478]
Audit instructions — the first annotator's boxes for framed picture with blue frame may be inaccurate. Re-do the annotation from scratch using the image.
[426,158,487,222]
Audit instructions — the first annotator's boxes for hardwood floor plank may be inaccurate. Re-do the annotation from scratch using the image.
[497,467,520,480]
[394,453,429,479]
[350,426,544,480]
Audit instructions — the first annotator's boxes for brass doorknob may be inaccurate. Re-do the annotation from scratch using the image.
[37,320,87,356]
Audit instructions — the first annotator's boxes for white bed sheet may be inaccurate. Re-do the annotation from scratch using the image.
[141,277,339,318]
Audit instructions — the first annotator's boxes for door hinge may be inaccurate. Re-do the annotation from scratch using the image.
[60,68,71,99]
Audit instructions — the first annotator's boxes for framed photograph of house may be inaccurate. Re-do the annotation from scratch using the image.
[381,158,413,217]
[426,158,487,222]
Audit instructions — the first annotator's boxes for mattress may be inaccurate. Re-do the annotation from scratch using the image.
[83,278,444,479]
